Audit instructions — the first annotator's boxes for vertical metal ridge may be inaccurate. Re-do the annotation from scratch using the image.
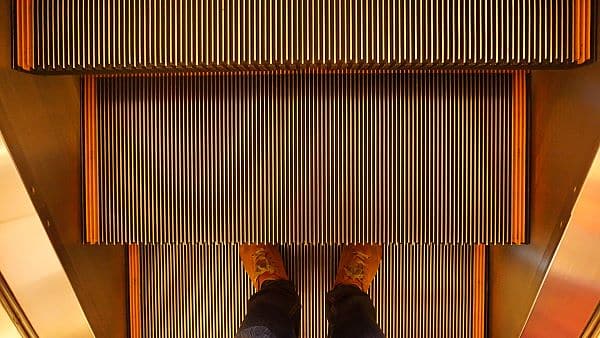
[84,75,99,244]
[133,244,482,337]
[11,0,597,73]
[511,71,526,244]
[128,244,141,338]
[89,71,523,245]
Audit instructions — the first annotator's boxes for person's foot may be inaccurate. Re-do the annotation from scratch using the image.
[240,244,289,290]
[334,244,383,292]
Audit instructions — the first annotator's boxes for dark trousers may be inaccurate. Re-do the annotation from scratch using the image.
[236,280,384,338]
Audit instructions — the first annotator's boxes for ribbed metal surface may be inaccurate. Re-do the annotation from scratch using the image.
[130,244,485,338]
[14,0,594,72]
[85,71,526,245]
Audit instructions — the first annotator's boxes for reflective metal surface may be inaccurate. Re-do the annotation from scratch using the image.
[0,269,36,337]
[521,148,600,337]
[0,296,21,338]
[0,133,94,337]
[488,31,600,337]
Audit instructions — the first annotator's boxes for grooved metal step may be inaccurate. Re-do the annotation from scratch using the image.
[128,244,486,338]
[13,0,594,72]
[84,71,527,245]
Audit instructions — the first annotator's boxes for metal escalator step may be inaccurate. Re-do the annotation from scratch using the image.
[13,0,594,73]
[84,71,527,245]
[128,244,486,338]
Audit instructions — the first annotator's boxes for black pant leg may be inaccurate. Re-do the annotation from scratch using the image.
[326,285,385,338]
[236,280,301,338]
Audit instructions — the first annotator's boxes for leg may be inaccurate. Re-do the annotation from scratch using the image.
[237,245,300,338]
[326,245,385,338]
[326,285,384,338]
[237,280,300,338]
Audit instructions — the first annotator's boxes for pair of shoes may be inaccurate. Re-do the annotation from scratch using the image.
[240,244,382,292]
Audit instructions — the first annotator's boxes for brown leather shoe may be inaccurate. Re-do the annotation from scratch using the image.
[334,244,383,292]
[240,244,289,290]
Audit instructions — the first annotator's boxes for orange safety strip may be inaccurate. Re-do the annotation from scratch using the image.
[585,0,591,61]
[512,71,526,244]
[91,77,98,244]
[84,76,99,244]
[24,0,32,70]
[573,0,591,64]
[16,0,22,68]
[129,245,141,338]
[520,72,526,244]
[574,0,581,63]
[16,0,33,71]
[472,245,486,338]
[579,0,585,64]
[84,77,90,243]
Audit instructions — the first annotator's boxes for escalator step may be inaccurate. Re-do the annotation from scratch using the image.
[13,0,593,72]
[128,244,486,338]
[84,71,527,245]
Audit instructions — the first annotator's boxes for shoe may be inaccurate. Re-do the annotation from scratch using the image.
[334,244,383,292]
[240,244,289,290]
